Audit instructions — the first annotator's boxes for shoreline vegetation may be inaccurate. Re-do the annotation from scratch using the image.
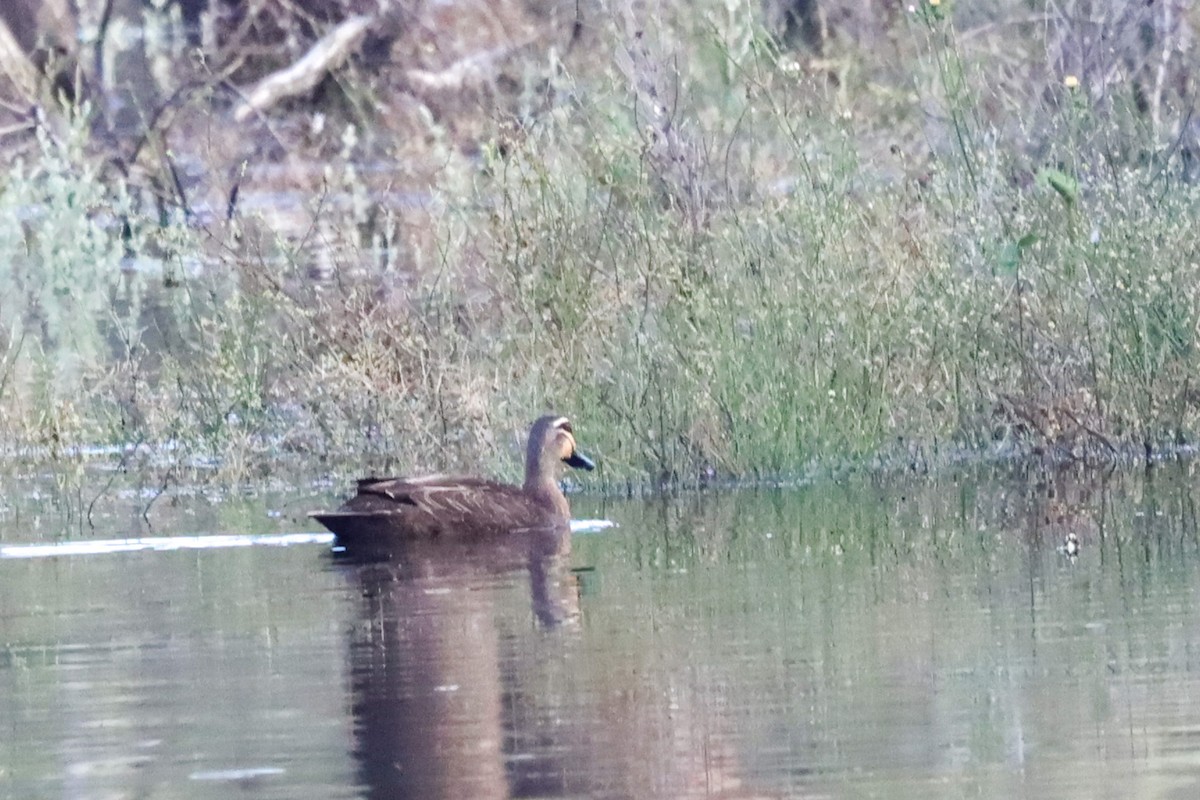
[2,1,1200,496]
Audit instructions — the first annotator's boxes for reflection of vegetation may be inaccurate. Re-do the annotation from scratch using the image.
[0,2,1199,487]
[555,466,1200,797]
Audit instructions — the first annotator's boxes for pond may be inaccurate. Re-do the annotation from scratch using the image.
[3,462,1200,799]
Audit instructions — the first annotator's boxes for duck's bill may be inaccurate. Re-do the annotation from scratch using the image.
[565,450,596,471]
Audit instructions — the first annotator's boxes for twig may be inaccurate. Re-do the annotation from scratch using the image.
[0,118,36,139]
[142,467,175,526]
[1059,408,1119,457]
[94,0,114,90]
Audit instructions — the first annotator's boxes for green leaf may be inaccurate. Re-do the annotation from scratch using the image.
[1037,168,1078,206]
[997,231,1036,275]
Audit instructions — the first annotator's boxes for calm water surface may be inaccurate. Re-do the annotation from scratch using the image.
[4,464,1200,799]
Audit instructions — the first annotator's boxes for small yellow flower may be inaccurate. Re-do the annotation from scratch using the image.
[1064,74,1080,89]
[929,0,940,5]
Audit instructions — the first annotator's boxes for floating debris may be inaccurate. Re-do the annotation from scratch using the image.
[1058,532,1081,557]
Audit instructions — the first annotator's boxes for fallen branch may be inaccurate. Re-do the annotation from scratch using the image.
[404,37,536,94]
[234,14,373,122]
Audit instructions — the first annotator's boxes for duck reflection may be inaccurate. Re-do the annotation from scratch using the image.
[336,526,780,800]
[336,524,576,799]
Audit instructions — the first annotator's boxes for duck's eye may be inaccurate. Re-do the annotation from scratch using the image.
[556,419,574,434]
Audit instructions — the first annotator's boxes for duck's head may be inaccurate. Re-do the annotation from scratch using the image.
[526,415,595,486]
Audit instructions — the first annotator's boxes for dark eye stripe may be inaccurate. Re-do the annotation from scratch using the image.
[555,419,573,434]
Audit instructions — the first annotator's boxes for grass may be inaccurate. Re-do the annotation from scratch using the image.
[1,1,1200,495]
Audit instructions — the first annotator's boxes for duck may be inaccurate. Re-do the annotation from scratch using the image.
[311,415,595,545]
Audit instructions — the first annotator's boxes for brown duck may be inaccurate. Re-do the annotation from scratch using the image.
[311,415,595,545]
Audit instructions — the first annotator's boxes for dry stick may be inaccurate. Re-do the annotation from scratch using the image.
[1059,408,1119,458]
[0,326,25,399]
[142,467,175,525]
[404,37,536,94]
[94,0,114,89]
[86,436,143,531]
[233,14,373,123]
[0,91,37,117]
[567,0,584,54]
[1148,104,1194,188]
[120,80,214,176]
[999,392,1053,441]
[225,180,240,222]
[164,151,193,221]
[1150,0,1176,139]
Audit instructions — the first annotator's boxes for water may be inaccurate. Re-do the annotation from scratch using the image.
[4,463,1200,798]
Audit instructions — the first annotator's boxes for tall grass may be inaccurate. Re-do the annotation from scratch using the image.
[1,1,1199,491]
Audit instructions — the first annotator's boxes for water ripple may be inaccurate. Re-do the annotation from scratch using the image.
[0,520,614,559]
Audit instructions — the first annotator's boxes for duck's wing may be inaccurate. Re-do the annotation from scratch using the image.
[350,474,529,520]
[354,473,469,491]
[355,474,494,502]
